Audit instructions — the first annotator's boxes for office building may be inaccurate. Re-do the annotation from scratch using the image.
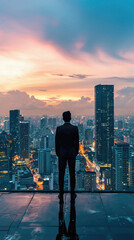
[84,171,96,191]
[40,117,47,129]
[118,120,123,130]
[78,123,84,141]
[0,131,13,190]
[48,118,56,129]
[85,128,93,145]
[19,121,30,160]
[40,135,49,149]
[113,142,132,191]
[38,148,51,175]
[95,85,114,164]
[9,110,20,156]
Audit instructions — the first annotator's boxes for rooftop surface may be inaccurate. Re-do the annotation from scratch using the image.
[0,192,134,239]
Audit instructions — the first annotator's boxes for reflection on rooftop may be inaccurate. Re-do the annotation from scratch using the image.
[0,192,134,239]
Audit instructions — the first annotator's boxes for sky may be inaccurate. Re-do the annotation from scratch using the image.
[0,0,134,116]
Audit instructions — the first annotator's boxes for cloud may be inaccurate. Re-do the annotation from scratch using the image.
[0,90,93,116]
[0,90,47,115]
[47,96,94,116]
[0,88,134,116]
[106,77,134,83]
[39,89,47,92]
[115,87,134,114]
[0,0,134,58]
[68,74,92,79]
[117,87,134,96]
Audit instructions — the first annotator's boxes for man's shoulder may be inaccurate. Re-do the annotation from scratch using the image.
[56,123,78,129]
[72,124,78,128]
[56,124,64,131]
[70,124,78,130]
[56,124,64,129]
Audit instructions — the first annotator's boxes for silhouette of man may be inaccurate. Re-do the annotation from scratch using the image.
[55,111,79,202]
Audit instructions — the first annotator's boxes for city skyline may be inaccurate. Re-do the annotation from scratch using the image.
[0,1,134,115]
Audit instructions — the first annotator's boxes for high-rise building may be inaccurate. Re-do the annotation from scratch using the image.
[19,121,30,160]
[95,85,114,164]
[84,171,96,191]
[9,110,20,156]
[118,120,123,130]
[85,128,93,145]
[4,120,9,132]
[40,135,49,149]
[48,118,56,129]
[0,131,13,190]
[40,117,47,129]
[131,152,134,188]
[78,123,84,141]
[113,142,132,191]
[38,148,51,175]
[87,119,93,127]
[20,115,24,121]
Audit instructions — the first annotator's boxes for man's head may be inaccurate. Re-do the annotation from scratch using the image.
[63,111,71,122]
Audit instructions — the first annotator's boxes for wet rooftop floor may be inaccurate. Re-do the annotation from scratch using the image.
[0,192,134,239]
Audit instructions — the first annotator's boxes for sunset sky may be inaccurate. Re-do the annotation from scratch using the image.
[0,0,134,116]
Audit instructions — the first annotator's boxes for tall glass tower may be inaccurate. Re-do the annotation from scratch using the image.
[95,85,114,190]
[9,109,20,156]
[19,121,30,160]
[95,85,114,164]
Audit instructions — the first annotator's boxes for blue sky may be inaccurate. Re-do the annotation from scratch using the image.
[0,0,134,115]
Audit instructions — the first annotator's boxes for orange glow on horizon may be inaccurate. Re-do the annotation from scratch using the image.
[0,30,134,104]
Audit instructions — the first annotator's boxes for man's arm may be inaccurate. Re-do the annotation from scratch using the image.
[55,127,60,157]
[74,126,79,156]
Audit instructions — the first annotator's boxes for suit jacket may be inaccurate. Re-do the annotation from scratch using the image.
[55,122,79,159]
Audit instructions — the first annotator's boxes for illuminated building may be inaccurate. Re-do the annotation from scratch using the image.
[76,171,84,190]
[78,123,84,141]
[40,135,49,149]
[20,115,24,121]
[0,131,13,190]
[100,164,112,190]
[85,128,93,145]
[84,171,96,191]
[38,148,51,175]
[113,142,132,191]
[131,152,134,188]
[19,121,30,160]
[75,155,86,190]
[9,109,20,156]
[40,117,47,129]
[87,119,93,127]
[4,120,9,133]
[95,84,114,164]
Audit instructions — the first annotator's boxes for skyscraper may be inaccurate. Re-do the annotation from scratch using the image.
[113,142,132,191]
[38,148,51,175]
[19,121,30,160]
[95,85,114,164]
[10,110,20,156]
[95,85,114,190]
[40,117,47,129]
[0,131,13,190]
[40,135,49,150]
[85,128,93,145]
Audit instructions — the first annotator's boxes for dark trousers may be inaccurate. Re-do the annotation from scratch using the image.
[58,157,76,194]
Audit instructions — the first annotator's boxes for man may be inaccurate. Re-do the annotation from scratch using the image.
[55,111,79,202]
